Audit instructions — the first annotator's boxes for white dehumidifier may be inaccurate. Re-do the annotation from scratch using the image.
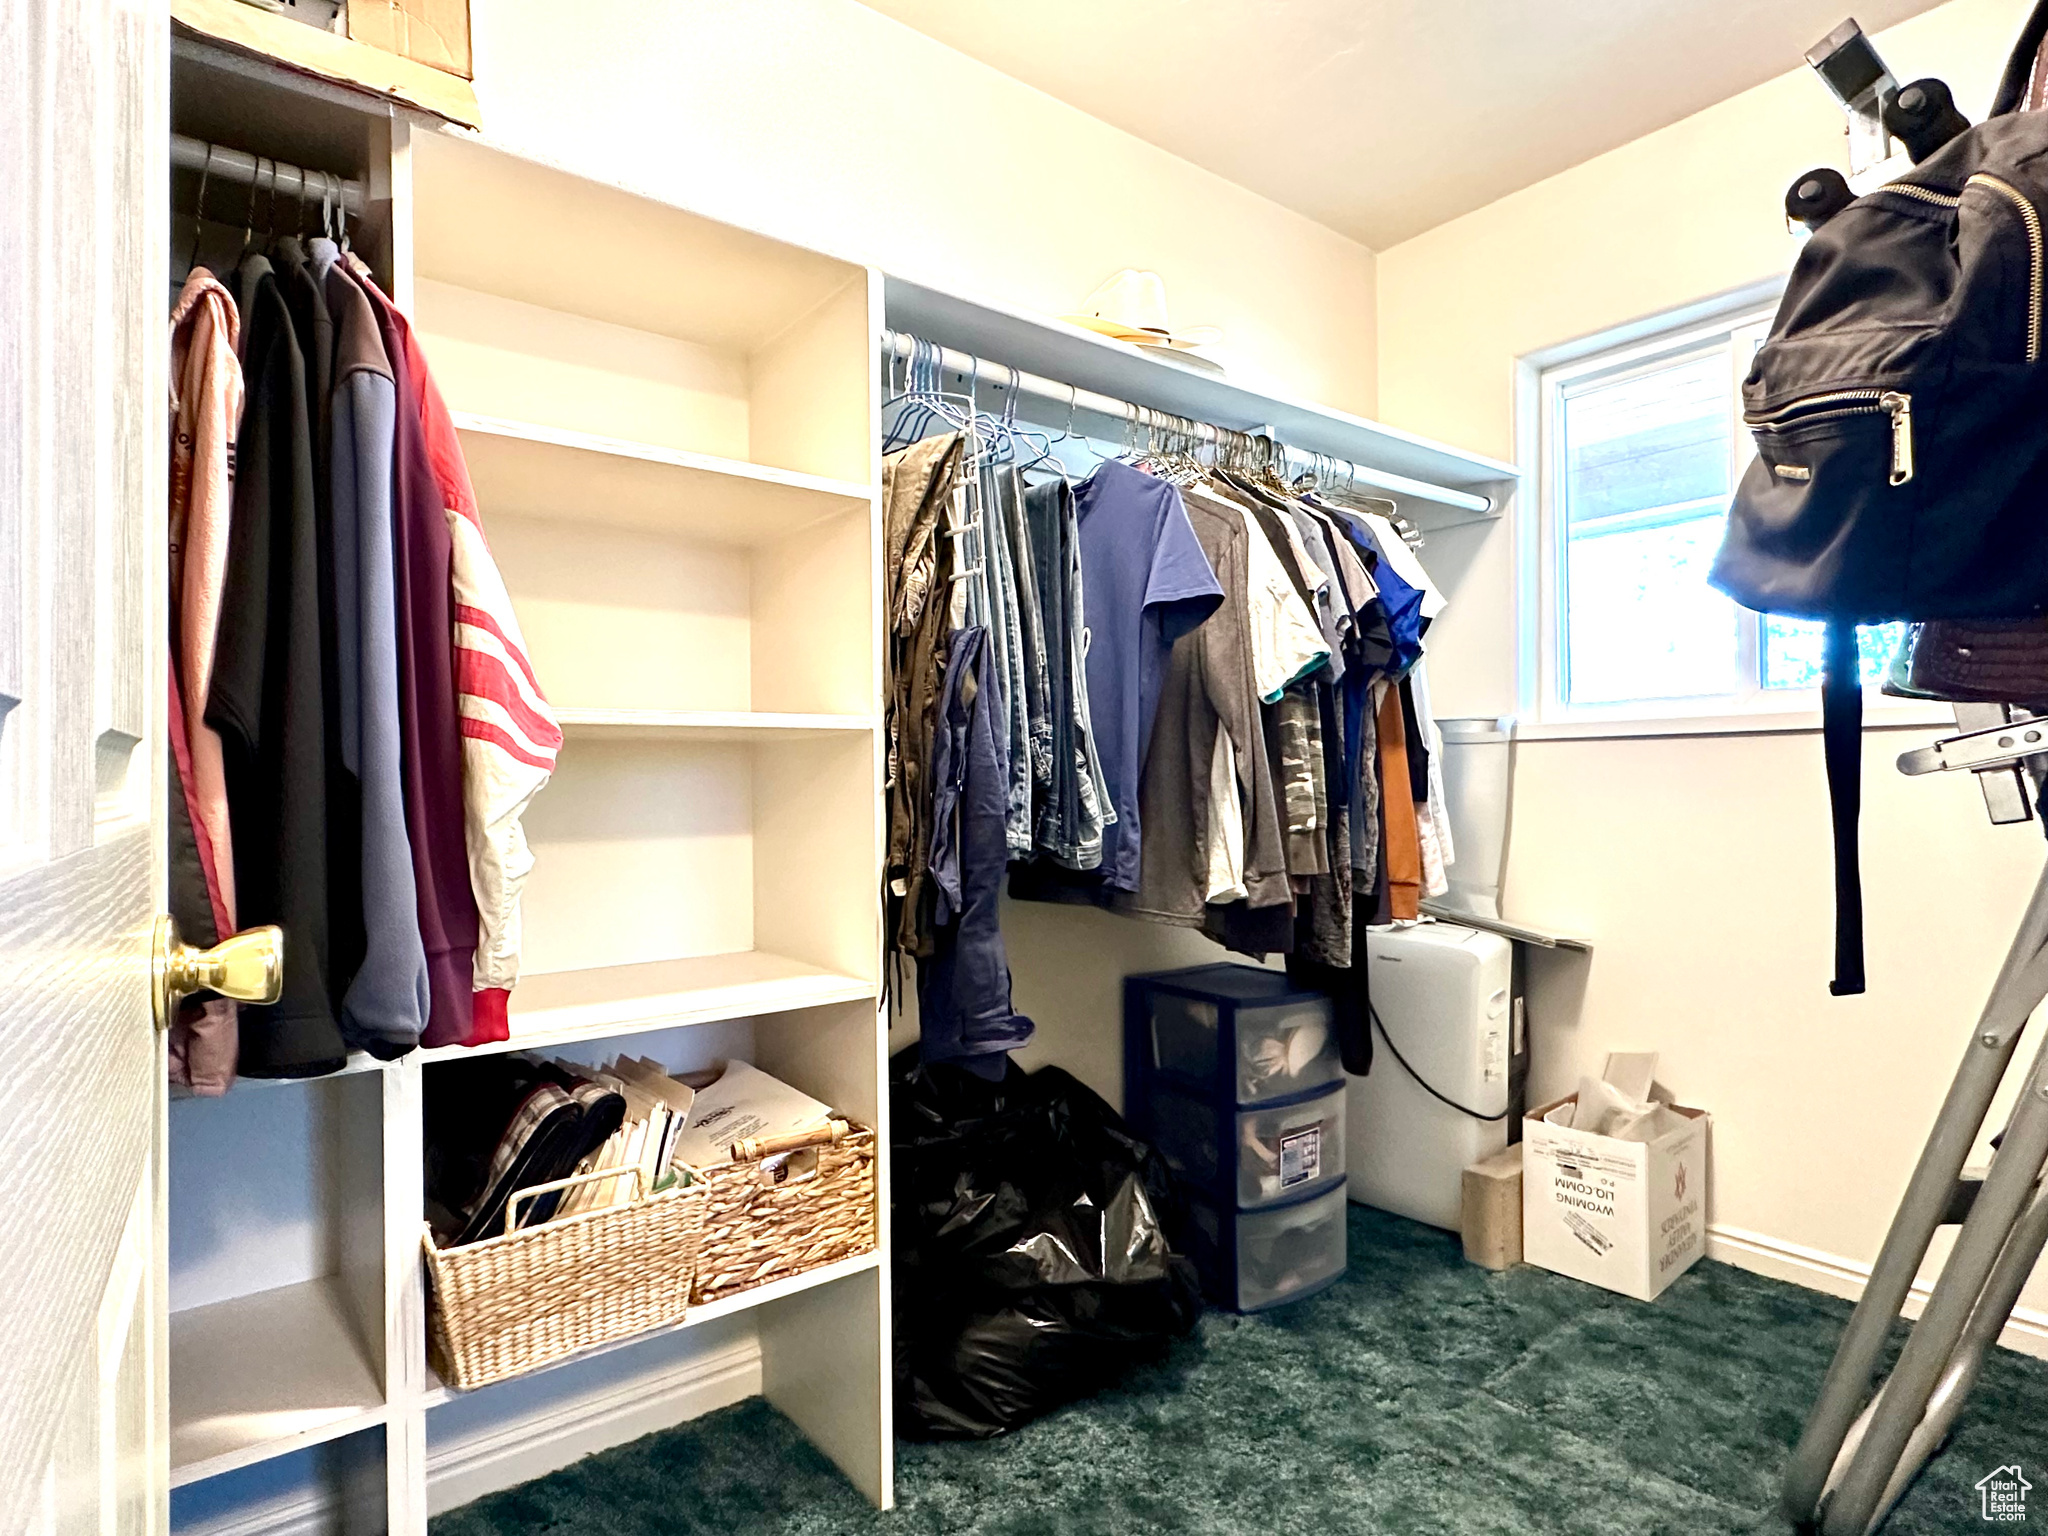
[1347,922,1513,1229]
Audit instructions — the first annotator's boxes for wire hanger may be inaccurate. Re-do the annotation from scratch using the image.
[237,154,267,262]
[881,336,976,453]
[185,143,215,278]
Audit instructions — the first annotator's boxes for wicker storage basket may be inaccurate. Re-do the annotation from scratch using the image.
[692,1118,878,1304]
[424,1166,708,1390]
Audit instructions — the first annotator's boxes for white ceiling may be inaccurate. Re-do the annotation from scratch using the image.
[856,0,1949,248]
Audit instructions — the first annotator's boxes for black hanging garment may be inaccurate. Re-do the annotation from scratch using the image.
[207,256,350,1075]
[1711,0,2048,994]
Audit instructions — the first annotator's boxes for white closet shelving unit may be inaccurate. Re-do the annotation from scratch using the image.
[167,32,1523,1536]
[167,40,889,1534]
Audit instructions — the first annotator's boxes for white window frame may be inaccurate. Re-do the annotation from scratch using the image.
[1521,297,1950,739]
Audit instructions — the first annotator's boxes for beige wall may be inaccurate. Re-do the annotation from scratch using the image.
[1377,0,2048,1333]
[467,0,1377,417]
[462,3,1379,1104]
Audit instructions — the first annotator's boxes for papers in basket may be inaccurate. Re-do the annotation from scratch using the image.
[666,1060,835,1171]
[553,1054,700,1218]
[547,1059,835,1219]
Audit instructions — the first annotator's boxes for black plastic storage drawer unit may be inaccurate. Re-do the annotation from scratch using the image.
[1126,965,1349,1311]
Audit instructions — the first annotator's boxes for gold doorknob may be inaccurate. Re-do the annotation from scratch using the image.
[152,916,284,1031]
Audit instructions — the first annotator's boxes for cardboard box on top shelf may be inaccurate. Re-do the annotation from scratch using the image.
[1521,1053,1709,1302]
[173,0,480,129]
[348,0,473,79]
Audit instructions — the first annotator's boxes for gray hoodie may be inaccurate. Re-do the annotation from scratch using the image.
[318,240,429,1054]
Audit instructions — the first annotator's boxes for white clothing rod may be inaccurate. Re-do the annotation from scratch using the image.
[172,132,367,218]
[881,331,1492,516]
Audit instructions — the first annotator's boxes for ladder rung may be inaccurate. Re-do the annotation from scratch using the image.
[1942,1172,1986,1227]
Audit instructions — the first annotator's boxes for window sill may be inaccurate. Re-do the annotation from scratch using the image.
[1519,701,1959,742]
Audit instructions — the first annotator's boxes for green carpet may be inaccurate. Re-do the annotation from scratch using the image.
[431,1207,2048,1535]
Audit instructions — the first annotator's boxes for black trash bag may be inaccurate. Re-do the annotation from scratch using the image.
[891,1045,1204,1439]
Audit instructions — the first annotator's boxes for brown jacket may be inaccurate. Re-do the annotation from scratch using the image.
[883,433,963,959]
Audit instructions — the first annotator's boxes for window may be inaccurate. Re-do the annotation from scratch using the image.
[1535,311,1905,724]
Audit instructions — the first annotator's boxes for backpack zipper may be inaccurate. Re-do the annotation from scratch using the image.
[1868,174,2042,362]
[1872,182,1963,208]
[1744,389,1915,486]
[1971,174,2043,363]
[1879,390,1913,484]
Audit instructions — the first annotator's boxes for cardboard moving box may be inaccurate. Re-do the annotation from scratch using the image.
[1522,1090,1708,1302]
[174,0,480,128]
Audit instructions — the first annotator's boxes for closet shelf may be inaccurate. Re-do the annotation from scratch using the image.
[418,1249,882,1409]
[185,952,879,1086]
[170,1277,385,1487]
[414,951,878,1062]
[884,274,1520,528]
[452,413,873,544]
[553,708,877,740]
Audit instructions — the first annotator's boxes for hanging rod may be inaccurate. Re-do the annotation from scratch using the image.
[171,132,366,218]
[881,331,1492,516]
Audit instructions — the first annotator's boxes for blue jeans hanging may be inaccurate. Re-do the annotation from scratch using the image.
[920,623,1035,1075]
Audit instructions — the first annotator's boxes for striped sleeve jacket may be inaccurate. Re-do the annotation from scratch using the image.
[396,317,562,1041]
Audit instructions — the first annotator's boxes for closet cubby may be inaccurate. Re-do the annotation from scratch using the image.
[167,37,890,1533]
[475,729,881,1055]
[479,492,874,719]
[415,1006,886,1498]
[172,1428,391,1536]
[168,1075,390,1486]
[410,134,875,486]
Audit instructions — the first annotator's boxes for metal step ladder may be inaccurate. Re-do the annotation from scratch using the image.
[1784,703,2048,1534]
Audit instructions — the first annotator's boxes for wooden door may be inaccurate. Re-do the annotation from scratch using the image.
[0,4,169,1536]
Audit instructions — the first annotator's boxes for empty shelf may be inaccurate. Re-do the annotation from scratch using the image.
[417,952,877,1060]
[455,413,872,543]
[170,1277,385,1486]
[554,708,876,740]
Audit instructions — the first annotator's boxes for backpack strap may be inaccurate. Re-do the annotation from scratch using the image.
[1822,620,1866,996]
[1992,0,2048,116]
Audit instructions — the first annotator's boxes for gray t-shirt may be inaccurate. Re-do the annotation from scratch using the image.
[1117,497,1290,925]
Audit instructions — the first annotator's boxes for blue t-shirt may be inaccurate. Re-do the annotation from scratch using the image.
[1074,459,1225,891]
[1337,511,1424,676]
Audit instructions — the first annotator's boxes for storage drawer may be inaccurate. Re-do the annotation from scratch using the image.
[1130,965,1341,1108]
[1184,1184,1349,1313]
[1148,991,1224,1082]
[1149,1084,1346,1209]
[1232,1003,1342,1104]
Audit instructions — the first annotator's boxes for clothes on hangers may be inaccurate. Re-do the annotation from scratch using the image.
[880,357,1458,1080]
[1072,457,1225,893]
[322,246,430,1055]
[355,268,479,1050]
[997,464,1052,849]
[1374,682,1423,922]
[171,227,554,1079]
[388,259,561,1044]
[920,623,1036,1075]
[1115,494,1289,926]
[884,432,966,960]
[978,462,1036,860]
[209,251,350,1076]
[1023,475,1112,871]
[168,268,245,1095]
